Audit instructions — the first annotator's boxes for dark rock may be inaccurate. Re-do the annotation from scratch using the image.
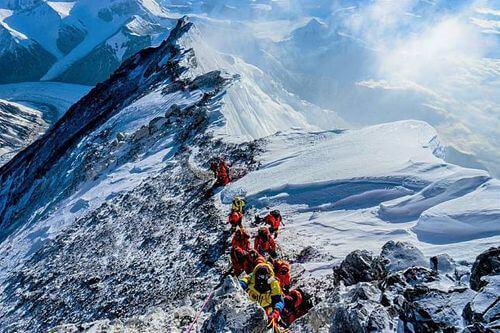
[470,247,500,291]
[330,301,393,333]
[333,250,388,286]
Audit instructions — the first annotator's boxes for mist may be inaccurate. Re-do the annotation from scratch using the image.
[187,0,500,177]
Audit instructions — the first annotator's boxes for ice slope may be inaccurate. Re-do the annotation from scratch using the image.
[221,120,500,264]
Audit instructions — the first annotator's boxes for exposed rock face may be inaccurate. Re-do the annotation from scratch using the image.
[292,242,500,333]
[464,250,500,332]
[0,17,260,332]
[0,100,47,166]
[470,247,500,291]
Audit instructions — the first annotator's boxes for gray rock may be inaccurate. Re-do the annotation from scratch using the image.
[464,275,500,326]
[333,250,387,286]
[201,277,267,333]
[380,241,428,273]
[430,253,456,274]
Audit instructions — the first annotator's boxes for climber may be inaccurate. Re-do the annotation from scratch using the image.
[210,158,230,187]
[231,196,245,214]
[239,262,285,326]
[227,210,243,232]
[272,259,291,294]
[263,210,283,238]
[281,289,310,327]
[231,228,251,251]
[230,247,251,277]
[247,249,266,274]
[254,227,277,258]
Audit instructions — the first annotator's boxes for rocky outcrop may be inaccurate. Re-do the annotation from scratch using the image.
[381,240,428,272]
[470,247,500,291]
[333,249,387,286]
[201,277,268,332]
[292,243,500,332]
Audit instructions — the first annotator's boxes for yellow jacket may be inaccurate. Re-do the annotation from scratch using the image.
[240,263,284,310]
[231,197,245,214]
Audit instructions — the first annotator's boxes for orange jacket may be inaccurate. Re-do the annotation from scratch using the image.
[254,232,276,255]
[232,229,250,251]
[274,260,291,290]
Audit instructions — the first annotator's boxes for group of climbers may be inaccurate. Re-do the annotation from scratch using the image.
[209,159,310,331]
[226,198,309,330]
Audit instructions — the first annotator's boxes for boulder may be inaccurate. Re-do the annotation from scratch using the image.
[430,253,456,274]
[470,247,500,291]
[333,250,387,286]
[380,241,428,273]
[201,277,267,333]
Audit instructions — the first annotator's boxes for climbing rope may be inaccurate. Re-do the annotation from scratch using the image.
[185,290,215,333]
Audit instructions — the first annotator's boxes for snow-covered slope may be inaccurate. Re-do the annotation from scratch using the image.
[0,17,334,331]
[222,121,499,263]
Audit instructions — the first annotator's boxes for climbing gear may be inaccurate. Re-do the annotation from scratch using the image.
[185,290,214,333]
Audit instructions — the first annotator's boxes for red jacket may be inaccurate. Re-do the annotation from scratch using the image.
[264,213,281,230]
[231,247,250,276]
[212,161,229,185]
[254,233,276,255]
[274,260,291,291]
[227,211,243,227]
[231,230,250,251]
[281,290,306,325]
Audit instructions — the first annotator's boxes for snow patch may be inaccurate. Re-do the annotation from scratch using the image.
[46,1,75,19]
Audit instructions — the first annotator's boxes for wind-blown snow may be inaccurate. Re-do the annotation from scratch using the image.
[178,23,344,142]
[221,120,500,265]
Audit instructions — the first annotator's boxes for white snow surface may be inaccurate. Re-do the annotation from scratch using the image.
[179,23,344,143]
[46,1,75,18]
[220,120,500,268]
